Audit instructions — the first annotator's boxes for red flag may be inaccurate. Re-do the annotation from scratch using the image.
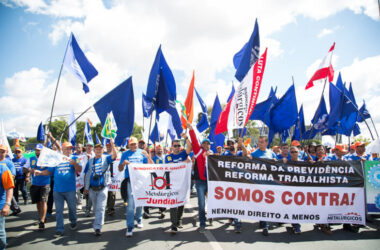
[305,43,335,90]
[215,49,268,135]
[181,71,195,129]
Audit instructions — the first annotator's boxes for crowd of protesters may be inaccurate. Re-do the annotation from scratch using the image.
[0,124,376,248]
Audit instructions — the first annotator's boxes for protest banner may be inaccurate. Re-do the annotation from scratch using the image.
[365,161,380,214]
[129,162,192,208]
[207,155,366,225]
[108,159,124,191]
[37,147,67,167]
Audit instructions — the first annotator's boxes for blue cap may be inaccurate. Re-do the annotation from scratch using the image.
[35,144,43,150]
[201,139,212,144]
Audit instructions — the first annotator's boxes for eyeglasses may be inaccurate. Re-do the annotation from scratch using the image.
[173,145,181,148]
[290,151,298,153]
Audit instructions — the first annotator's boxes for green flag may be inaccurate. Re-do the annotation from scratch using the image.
[101,111,118,139]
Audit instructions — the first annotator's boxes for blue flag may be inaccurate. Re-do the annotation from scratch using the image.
[63,33,98,93]
[149,123,160,143]
[357,101,371,122]
[281,130,289,143]
[269,84,298,133]
[353,123,361,136]
[94,77,135,146]
[142,93,154,118]
[95,133,101,144]
[304,96,329,139]
[208,95,225,153]
[227,83,235,103]
[37,122,45,141]
[234,19,260,82]
[167,116,176,141]
[348,82,357,107]
[84,121,93,145]
[195,88,209,133]
[250,87,278,123]
[68,110,77,146]
[292,105,305,141]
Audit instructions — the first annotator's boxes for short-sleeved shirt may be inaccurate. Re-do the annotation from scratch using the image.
[222,150,243,157]
[327,154,343,161]
[0,164,15,209]
[48,155,79,192]
[12,157,27,179]
[153,155,164,164]
[251,149,277,159]
[165,150,188,163]
[0,159,15,176]
[27,156,51,186]
[344,153,372,161]
[120,149,148,178]
[276,153,291,161]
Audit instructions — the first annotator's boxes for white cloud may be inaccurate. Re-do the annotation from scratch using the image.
[318,28,334,38]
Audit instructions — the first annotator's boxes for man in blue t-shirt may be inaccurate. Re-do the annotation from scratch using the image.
[25,143,50,230]
[34,142,82,236]
[344,141,372,161]
[12,147,28,205]
[249,136,277,236]
[165,134,192,234]
[276,143,291,162]
[84,139,117,236]
[119,137,153,237]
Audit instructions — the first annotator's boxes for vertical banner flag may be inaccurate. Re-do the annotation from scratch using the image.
[84,120,93,145]
[195,88,209,133]
[63,33,98,93]
[181,71,195,129]
[227,83,235,103]
[167,116,176,141]
[305,42,335,90]
[234,19,260,82]
[215,49,268,135]
[101,111,118,139]
[95,133,101,144]
[207,155,366,224]
[208,95,225,152]
[68,110,77,146]
[129,162,192,208]
[0,120,13,159]
[37,122,45,141]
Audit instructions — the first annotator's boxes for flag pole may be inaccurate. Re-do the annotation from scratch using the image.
[48,35,71,132]
[146,110,154,147]
[370,117,379,139]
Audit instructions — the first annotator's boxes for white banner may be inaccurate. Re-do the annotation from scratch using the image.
[37,147,67,167]
[129,162,192,208]
[108,159,124,191]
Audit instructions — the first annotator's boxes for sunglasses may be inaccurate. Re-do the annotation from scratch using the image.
[290,151,298,153]
[173,145,181,148]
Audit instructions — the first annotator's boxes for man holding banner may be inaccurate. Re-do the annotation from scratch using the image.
[34,142,82,237]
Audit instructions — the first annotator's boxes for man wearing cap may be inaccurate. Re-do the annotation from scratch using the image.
[12,147,28,205]
[186,122,213,234]
[138,140,146,150]
[34,142,82,237]
[291,140,308,161]
[249,136,277,236]
[0,144,15,249]
[164,133,192,234]
[119,137,153,237]
[84,139,117,236]
[327,145,347,161]
[344,142,372,161]
[24,143,50,230]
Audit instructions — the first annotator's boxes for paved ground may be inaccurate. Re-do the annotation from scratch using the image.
[5,193,380,250]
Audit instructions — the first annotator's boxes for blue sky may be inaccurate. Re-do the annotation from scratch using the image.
[0,0,379,141]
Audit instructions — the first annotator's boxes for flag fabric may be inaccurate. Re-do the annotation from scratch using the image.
[292,105,305,141]
[195,88,209,133]
[244,138,251,147]
[68,110,77,146]
[353,123,361,136]
[304,96,329,139]
[208,95,225,153]
[227,83,235,103]
[233,19,260,82]
[280,130,289,143]
[145,46,182,137]
[94,77,135,146]
[142,93,154,118]
[37,146,66,167]
[95,133,101,144]
[249,87,278,123]
[149,122,160,143]
[357,101,371,122]
[101,111,118,139]
[87,118,93,127]
[216,49,268,135]
[14,138,20,148]
[305,43,335,90]
[167,116,176,141]
[37,122,45,141]
[84,120,93,145]
[181,71,195,129]
[63,33,98,93]
[0,120,13,159]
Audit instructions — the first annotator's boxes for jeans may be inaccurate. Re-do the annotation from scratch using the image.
[126,179,142,230]
[14,178,28,202]
[47,178,54,214]
[89,187,108,230]
[195,180,207,227]
[53,191,77,232]
[170,206,184,227]
[76,189,83,206]
[106,191,116,212]
[0,216,6,250]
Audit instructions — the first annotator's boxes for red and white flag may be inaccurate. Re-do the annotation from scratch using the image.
[305,43,335,90]
[215,48,268,135]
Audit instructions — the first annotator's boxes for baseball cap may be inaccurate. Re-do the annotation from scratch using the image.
[334,144,348,153]
[62,142,73,148]
[201,138,211,144]
[138,139,145,143]
[354,141,365,147]
[35,144,43,150]
[14,147,22,152]
[129,137,138,144]
[291,140,300,146]
[0,144,7,151]
[94,143,103,148]
[85,142,94,147]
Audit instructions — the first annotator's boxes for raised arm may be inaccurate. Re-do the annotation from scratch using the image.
[187,122,201,155]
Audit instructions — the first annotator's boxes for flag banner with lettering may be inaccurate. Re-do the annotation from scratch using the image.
[207,155,365,225]
[108,159,124,191]
[75,154,88,190]
[129,162,192,208]
[364,161,380,214]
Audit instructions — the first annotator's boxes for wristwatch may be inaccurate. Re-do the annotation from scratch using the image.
[5,202,11,206]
